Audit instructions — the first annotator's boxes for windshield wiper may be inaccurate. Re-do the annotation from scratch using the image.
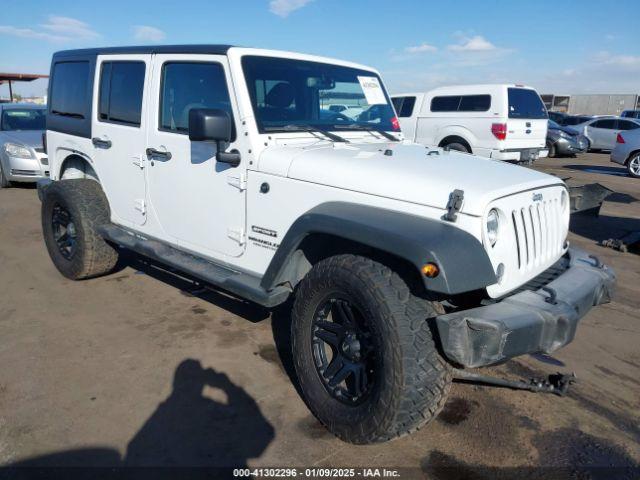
[51,110,84,119]
[264,124,348,143]
[334,124,399,142]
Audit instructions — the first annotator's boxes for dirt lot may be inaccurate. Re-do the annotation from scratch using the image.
[0,152,638,477]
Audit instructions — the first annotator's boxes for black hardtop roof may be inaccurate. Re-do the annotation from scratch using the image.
[53,44,235,58]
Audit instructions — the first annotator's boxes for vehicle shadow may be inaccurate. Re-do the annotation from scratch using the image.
[114,250,271,323]
[1,359,275,474]
[563,164,629,177]
[570,213,640,244]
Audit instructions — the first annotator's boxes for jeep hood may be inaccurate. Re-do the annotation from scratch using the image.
[257,141,563,217]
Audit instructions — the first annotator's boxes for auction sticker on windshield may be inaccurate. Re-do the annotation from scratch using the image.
[357,76,387,105]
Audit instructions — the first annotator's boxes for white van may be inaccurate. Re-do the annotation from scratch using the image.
[392,84,549,163]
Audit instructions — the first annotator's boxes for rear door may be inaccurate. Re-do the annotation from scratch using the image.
[587,119,617,149]
[92,55,150,227]
[505,87,548,151]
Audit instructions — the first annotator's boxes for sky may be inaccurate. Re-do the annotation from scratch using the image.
[1,0,639,98]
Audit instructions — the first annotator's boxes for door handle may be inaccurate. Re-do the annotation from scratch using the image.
[146,147,172,160]
[92,137,112,149]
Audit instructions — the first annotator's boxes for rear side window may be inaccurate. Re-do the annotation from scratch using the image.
[431,95,490,112]
[459,95,491,112]
[507,88,548,119]
[99,62,146,126]
[50,61,90,118]
[431,96,461,112]
[617,120,640,130]
[160,62,234,137]
[392,96,417,117]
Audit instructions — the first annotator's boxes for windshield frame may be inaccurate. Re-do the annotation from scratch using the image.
[240,55,398,135]
[0,107,47,131]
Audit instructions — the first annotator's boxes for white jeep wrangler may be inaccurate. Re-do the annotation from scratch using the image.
[38,45,615,444]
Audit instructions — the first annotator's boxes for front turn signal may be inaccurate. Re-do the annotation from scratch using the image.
[421,263,440,278]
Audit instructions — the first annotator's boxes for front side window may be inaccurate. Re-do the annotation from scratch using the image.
[99,61,146,126]
[160,62,234,135]
[1,108,46,131]
[593,119,616,129]
[50,61,90,118]
[242,56,397,133]
[507,88,548,119]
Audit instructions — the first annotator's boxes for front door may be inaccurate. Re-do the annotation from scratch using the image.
[92,54,150,226]
[145,54,246,259]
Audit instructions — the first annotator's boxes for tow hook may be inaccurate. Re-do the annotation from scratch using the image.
[452,368,577,396]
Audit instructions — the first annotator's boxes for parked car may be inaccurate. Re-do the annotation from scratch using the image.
[38,45,614,444]
[0,103,48,188]
[574,117,640,151]
[547,111,568,123]
[558,115,594,126]
[392,84,549,163]
[546,120,588,157]
[611,129,640,178]
[621,110,640,119]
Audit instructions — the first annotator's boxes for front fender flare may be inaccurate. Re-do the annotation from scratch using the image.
[261,202,497,296]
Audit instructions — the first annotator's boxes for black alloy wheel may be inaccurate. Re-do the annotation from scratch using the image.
[51,203,78,260]
[311,296,377,405]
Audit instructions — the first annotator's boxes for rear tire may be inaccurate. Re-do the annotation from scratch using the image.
[442,142,470,153]
[291,254,451,444]
[627,154,640,178]
[42,179,119,280]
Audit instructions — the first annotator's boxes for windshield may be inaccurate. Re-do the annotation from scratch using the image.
[507,88,548,120]
[1,108,46,131]
[242,56,398,133]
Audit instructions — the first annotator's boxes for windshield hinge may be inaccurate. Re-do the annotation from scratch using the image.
[227,227,245,245]
[132,154,145,170]
[227,173,247,191]
[443,189,464,222]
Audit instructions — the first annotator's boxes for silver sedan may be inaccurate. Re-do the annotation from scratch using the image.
[0,103,48,188]
[611,128,640,178]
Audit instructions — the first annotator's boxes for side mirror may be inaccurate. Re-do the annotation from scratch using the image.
[188,108,240,166]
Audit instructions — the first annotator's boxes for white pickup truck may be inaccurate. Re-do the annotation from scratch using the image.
[38,46,613,444]
[392,84,549,163]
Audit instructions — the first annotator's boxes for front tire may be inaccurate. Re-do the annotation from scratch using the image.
[547,141,557,158]
[0,163,11,188]
[42,179,119,280]
[291,255,451,444]
[627,154,640,178]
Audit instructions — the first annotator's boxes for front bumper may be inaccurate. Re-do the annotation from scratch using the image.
[435,247,615,368]
[554,136,588,155]
[3,154,49,182]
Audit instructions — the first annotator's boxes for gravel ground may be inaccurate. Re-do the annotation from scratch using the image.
[0,152,638,477]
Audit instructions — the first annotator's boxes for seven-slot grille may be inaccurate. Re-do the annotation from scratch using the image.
[511,198,564,273]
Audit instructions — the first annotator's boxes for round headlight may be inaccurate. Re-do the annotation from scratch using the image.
[486,208,500,247]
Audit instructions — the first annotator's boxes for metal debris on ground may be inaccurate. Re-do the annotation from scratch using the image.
[600,231,640,253]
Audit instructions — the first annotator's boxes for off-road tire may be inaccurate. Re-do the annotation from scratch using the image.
[291,254,451,444]
[42,179,118,280]
[0,163,10,188]
[443,142,470,153]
